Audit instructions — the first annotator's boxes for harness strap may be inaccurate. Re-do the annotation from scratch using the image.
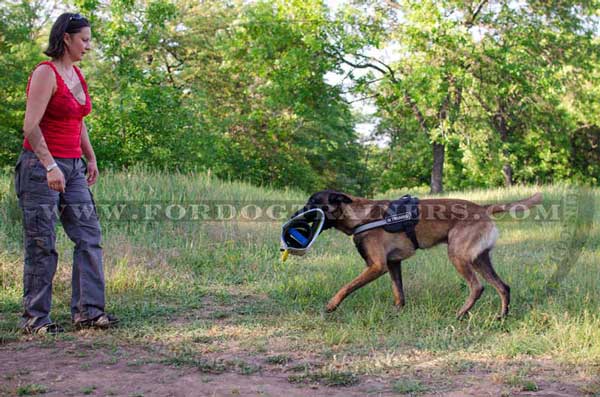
[352,219,388,235]
[352,194,420,250]
[353,219,420,250]
[405,228,420,250]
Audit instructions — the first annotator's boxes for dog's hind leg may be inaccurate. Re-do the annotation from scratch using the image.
[388,260,405,308]
[326,261,386,313]
[449,255,484,319]
[473,249,510,319]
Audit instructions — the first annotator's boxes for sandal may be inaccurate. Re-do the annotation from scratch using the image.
[23,322,65,335]
[74,313,119,330]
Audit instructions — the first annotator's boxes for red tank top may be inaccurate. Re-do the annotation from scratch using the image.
[23,61,92,158]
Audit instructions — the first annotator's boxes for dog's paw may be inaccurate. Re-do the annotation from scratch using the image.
[325,303,338,313]
[456,312,469,321]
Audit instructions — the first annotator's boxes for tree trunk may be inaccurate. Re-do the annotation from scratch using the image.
[502,162,513,187]
[494,108,513,187]
[430,142,445,194]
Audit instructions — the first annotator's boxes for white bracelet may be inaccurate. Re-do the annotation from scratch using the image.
[46,162,58,173]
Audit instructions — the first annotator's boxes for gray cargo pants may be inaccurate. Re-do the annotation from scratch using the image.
[15,150,105,330]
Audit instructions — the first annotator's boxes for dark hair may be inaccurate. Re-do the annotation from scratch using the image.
[44,13,90,59]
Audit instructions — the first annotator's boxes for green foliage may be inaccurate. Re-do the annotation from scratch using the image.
[288,369,360,387]
[207,0,367,193]
[392,378,427,395]
[0,0,368,194]
[335,0,599,191]
[16,383,47,396]
[0,1,45,166]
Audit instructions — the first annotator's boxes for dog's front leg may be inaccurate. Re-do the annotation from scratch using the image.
[388,260,405,308]
[326,262,385,312]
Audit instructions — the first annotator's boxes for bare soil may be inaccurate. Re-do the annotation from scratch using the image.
[1,336,596,397]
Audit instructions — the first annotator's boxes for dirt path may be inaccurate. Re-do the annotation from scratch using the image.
[0,338,595,396]
[0,338,389,397]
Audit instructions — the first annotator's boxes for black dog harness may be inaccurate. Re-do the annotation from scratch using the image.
[352,195,420,249]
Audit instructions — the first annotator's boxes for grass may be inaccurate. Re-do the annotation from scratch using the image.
[288,369,360,387]
[81,386,96,395]
[16,384,47,395]
[580,380,600,395]
[392,378,427,395]
[230,359,262,375]
[265,354,291,365]
[496,372,539,392]
[1,168,599,384]
[161,355,228,374]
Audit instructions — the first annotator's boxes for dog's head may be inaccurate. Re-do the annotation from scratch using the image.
[296,190,353,231]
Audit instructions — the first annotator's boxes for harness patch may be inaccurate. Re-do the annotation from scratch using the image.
[352,194,420,249]
[383,195,420,233]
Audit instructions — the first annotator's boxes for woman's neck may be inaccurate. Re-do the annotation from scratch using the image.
[53,56,75,71]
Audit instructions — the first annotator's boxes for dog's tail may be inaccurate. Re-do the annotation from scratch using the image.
[485,193,543,215]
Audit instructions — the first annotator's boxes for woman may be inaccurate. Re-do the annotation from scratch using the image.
[15,12,117,334]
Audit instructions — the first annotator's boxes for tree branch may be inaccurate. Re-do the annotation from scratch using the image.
[347,94,380,104]
[403,93,428,133]
[471,89,494,114]
[338,77,386,94]
[337,55,391,79]
[466,0,489,27]
[350,52,399,82]
[327,47,400,83]
[329,48,430,134]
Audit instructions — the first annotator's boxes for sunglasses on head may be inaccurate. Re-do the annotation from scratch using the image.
[69,13,83,21]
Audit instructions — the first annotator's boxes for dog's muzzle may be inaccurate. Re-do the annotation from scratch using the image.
[280,208,326,257]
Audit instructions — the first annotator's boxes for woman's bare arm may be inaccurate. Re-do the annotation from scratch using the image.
[22,64,65,192]
[80,121,99,186]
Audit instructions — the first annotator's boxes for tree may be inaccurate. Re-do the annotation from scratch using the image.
[0,0,46,166]
[333,0,599,191]
[329,0,478,193]
[206,0,368,193]
[465,0,599,186]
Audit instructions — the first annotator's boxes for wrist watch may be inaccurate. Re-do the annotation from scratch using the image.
[46,162,58,173]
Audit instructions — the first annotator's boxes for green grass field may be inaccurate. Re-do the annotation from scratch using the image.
[1,169,599,387]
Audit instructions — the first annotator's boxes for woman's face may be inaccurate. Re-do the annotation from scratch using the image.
[64,27,91,62]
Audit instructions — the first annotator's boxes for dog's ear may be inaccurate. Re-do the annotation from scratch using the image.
[329,192,352,204]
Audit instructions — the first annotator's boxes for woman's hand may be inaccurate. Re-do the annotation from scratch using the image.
[87,161,99,186]
[47,167,66,192]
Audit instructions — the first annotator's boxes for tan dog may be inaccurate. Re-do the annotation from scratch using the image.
[302,190,542,318]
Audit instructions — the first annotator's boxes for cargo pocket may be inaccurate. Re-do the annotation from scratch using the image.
[29,161,47,183]
[24,235,55,273]
[23,206,55,237]
[23,207,41,237]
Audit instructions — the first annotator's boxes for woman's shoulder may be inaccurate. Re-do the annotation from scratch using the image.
[28,62,57,94]
[31,62,56,81]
